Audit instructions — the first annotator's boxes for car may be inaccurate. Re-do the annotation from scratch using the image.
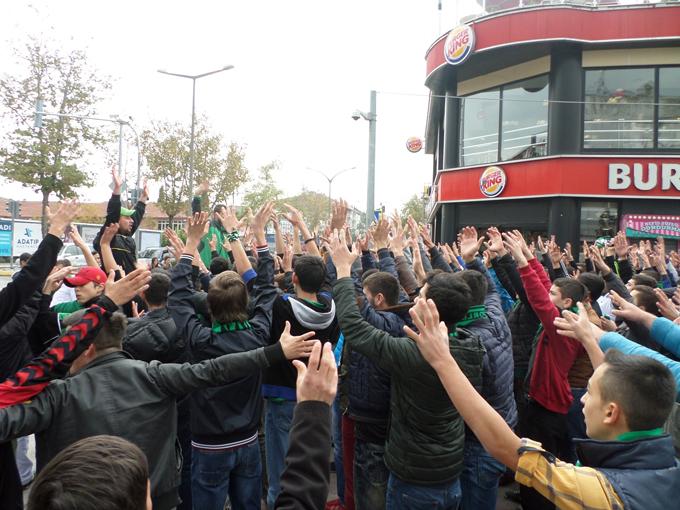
[137,246,170,269]
[57,242,96,267]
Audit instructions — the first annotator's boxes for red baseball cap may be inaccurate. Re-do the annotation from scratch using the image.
[64,267,108,287]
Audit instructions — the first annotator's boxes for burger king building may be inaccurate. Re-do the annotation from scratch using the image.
[424,1,680,248]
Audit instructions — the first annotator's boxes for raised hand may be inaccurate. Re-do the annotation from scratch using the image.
[48,200,80,238]
[139,179,150,203]
[194,180,209,196]
[292,341,338,405]
[184,212,210,252]
[252,201,275,246]
[459,226,484,263]
[103,268,152,306]
[613,232,629,259]
[330,228,358,277]
[330,199,348,231]
[279,321,317,359]
[372,218,390,250]
[502,231,528,266]
[164,228,185,260]
[654,288,680,321]
[131,301,146,319]
[282,244,294,272]
[404,298,452,371]
[111,165,123,194]
[69,227,86,247]
[610,290,650,325]
[283,203,304,227]
[100,223,119,246]
[553,303,598,343]
[42,266,76,295]
[216,206,239,233]
[418,224,435,249]
[208,234,217,252]
[485,227,505,256]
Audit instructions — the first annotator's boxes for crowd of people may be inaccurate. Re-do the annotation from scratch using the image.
[0,167,678,510]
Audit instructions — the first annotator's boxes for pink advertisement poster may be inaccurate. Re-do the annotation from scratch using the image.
[621,214,680,239]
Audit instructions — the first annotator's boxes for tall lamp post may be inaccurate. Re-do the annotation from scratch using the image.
[157,65,234,193]
[352,90,377,228]
[308,166,356,216]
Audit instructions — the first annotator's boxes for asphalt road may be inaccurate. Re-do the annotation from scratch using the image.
[0,275,11,290]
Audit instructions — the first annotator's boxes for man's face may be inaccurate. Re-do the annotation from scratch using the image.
[626,279,636,292]
[118,216,134,235]
[549,285,571,310]
[581,364,615,440]
[363,287,385,310]
[75,282,104,304]
[214,206,226,220]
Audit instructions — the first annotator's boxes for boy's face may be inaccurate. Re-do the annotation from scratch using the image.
[118,215,134,235]
[75,281,104,304]
[549,285,571,310]
[581,364,616,441]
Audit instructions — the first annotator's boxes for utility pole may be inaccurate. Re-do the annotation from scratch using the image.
[367,90,377,227]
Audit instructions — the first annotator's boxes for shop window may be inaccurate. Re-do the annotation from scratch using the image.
[580,201,618,241]
[500,75,549,161]
[460,89,500,166]
[659,68,680,149]
[584,68,655,149]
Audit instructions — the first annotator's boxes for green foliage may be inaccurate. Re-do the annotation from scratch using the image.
[141,118,248,222]
[0,40,111,234]
[400,193,428,224]
[282,188,330,231]
[242,161,282,211]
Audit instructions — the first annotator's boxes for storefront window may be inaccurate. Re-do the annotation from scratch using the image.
[500,75,548,161]
[659,67,680,149]
[460,89,499,166]
[584,68,655,149]
[580,201,618,241]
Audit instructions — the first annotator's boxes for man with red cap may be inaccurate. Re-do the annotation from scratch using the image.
[93,166,149,276]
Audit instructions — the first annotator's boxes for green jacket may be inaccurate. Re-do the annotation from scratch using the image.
[333,277,484,484]
[51,300,84,322]
[198,220,230,268]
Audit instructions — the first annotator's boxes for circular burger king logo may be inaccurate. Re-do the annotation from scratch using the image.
[480,166,506,198]
[444,25,475,66]
[406,136,423,153]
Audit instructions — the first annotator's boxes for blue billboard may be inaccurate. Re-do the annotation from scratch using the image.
[0,220,12,257]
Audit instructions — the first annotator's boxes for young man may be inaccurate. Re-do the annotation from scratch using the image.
[504,231,589,509]
[168,205,306,509]
[27,435,152,510]
[191,181,231,268]
[93,166,149,276]
[455,227,516,510]
[11,253,32,280]
[263,230,341,508]
[330,231,484,510]
[406,297,679,510]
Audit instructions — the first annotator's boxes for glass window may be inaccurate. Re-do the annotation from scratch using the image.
[460,89,500,166]
[659,68,680,149]
[580,201,618,241]
[584,68,655,149]
[501,75,549,161]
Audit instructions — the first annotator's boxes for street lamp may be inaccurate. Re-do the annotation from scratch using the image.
[157,65,234,193]
[307,166,356,216]
[352,90,377,227]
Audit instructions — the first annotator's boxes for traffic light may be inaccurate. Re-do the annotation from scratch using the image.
[5,200,21,218]
[34,99,44,129]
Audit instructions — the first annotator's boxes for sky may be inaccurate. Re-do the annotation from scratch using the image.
[0,0,483,215]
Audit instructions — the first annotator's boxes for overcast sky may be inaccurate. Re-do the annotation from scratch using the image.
[1,0,482,214]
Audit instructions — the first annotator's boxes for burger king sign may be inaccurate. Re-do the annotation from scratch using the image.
[444,25,475,66]
[480,166,506,198]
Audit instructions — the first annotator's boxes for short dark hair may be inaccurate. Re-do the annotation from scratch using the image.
[144,273,170,307]
[641,268,661,283]
[27,435,149,510]
[360,268,379,282]
[553,277,587,305]
[19,252,31,263]
[632,286,661,315]
[208,271,249,323]
[210,256,231,275]
[632,273,657,288]
[599,349,676,431]
[424,272,472,326]
[363,272,400,307]
[453,269,488,306]
[213,204,227,214]
[62,311,126,350]
[578,273,605,302]
[293,256,326,293]
[56,259,72,268]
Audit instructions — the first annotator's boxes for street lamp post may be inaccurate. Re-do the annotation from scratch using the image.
[309,166,356,216]
[352,90,377,228]
[157,65,234,194]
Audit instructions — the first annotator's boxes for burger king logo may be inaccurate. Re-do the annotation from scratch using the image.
[444,25,475,66]
[480,166,506,198]
[406,136,423,153]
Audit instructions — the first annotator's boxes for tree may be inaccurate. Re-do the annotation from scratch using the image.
[401,193,427,224]
[141,118,248,225]
[242,161,282,211]
[0,40,111,234]
[282,189,330,231]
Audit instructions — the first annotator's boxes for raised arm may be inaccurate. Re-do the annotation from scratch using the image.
[98,223,123,276]
[70,228,99,268]
[284,204,320,258]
